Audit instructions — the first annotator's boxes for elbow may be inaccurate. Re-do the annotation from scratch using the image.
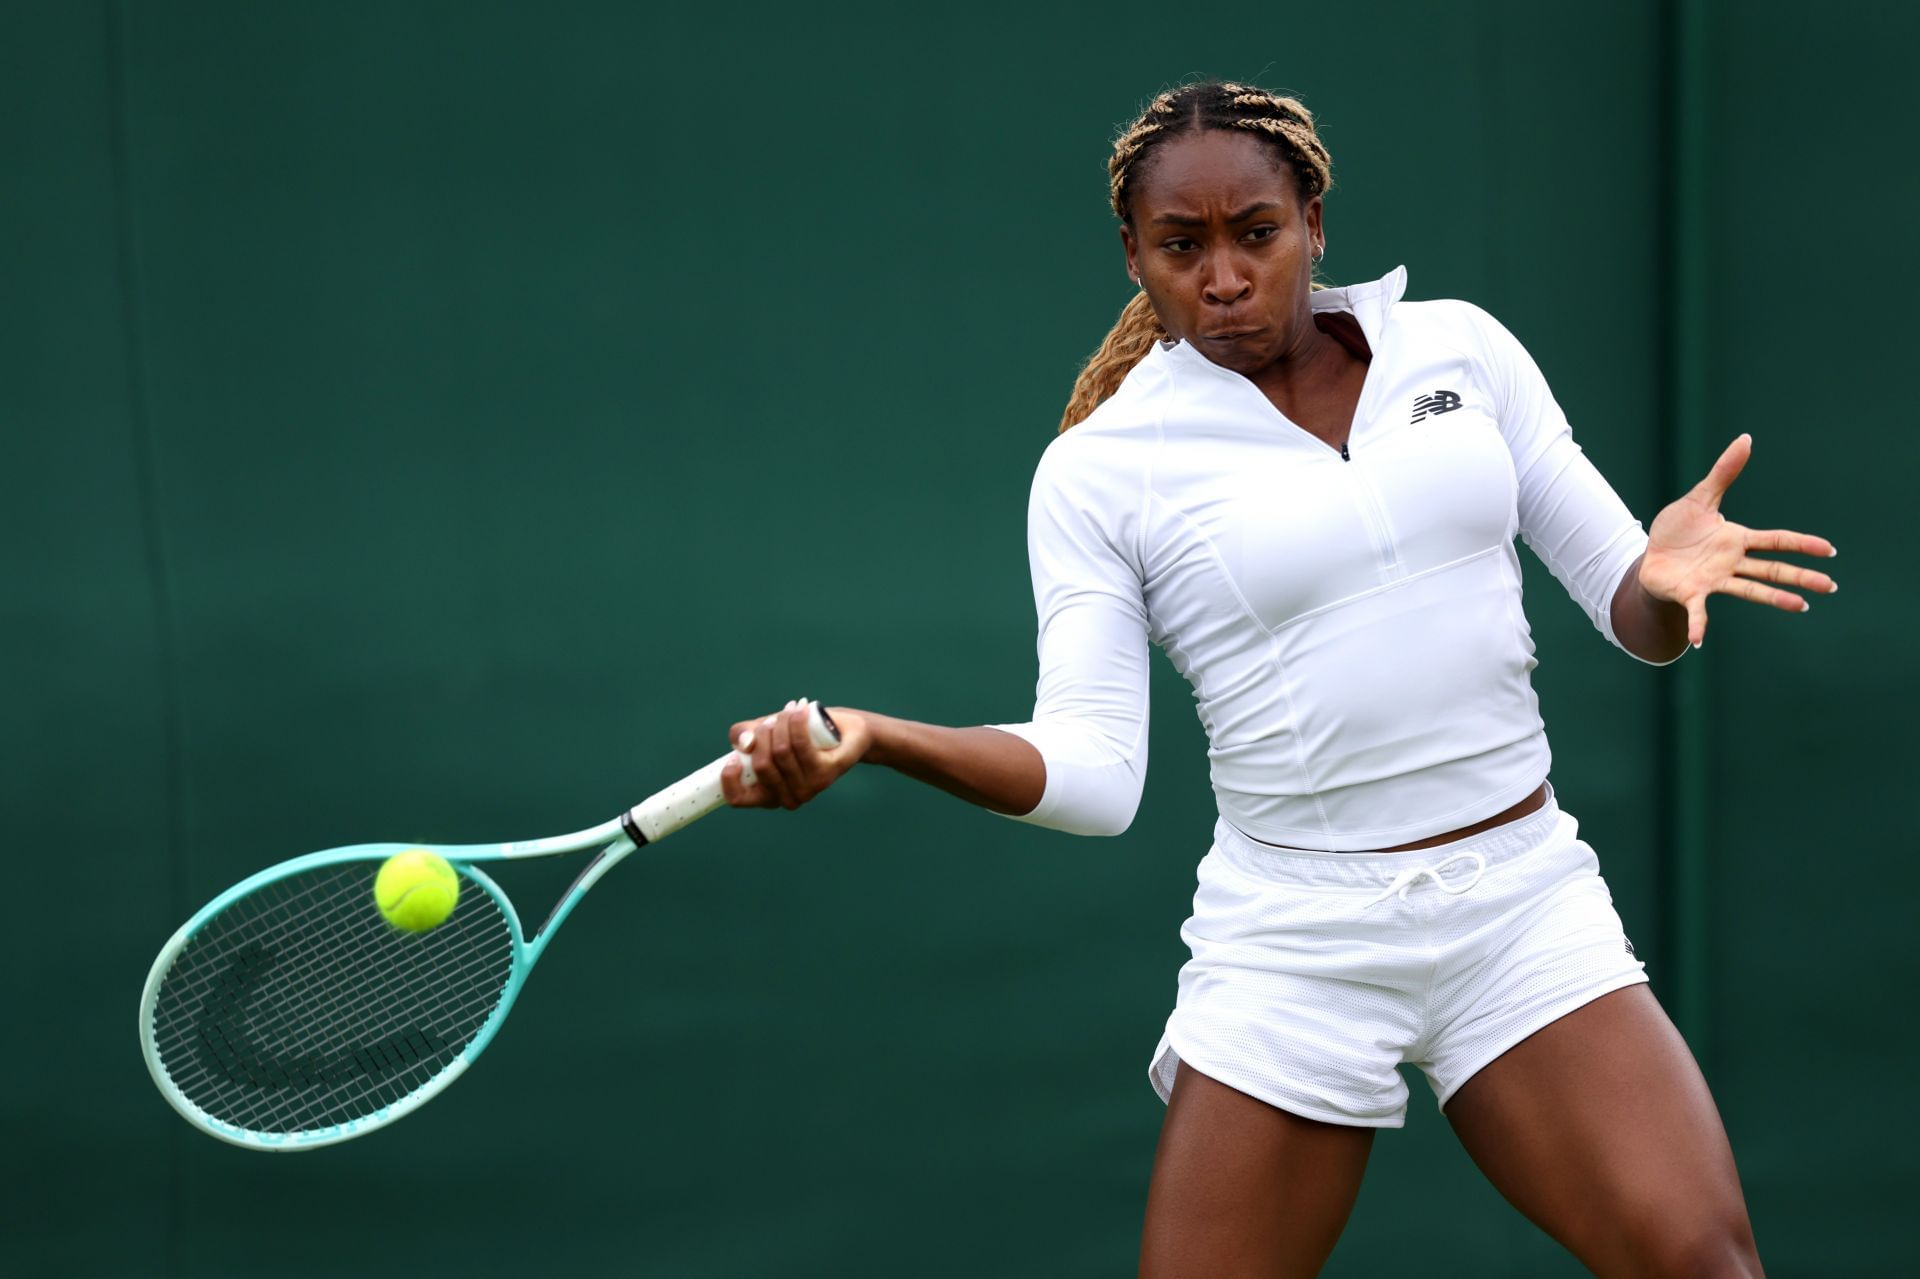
[1025,767,1145,838]
[1081,775,1145,836]
[992,717,1147,838]
[1059,800,1140,838]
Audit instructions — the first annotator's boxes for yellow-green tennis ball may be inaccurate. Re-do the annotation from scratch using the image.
[374,850,460,933]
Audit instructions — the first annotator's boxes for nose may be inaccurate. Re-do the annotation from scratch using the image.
[1201,249,1251,306]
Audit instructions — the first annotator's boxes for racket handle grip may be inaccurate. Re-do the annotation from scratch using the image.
[624,701,841,845]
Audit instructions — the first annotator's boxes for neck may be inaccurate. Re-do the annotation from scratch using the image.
[1247,313,1365,415]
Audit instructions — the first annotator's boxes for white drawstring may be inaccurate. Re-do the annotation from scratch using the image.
[1363,851,1487,907]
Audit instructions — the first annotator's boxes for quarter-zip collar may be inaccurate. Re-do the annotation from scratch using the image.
[1151,265,1408,366]
[1309,264,1408,349]
[1148,265,1410,457]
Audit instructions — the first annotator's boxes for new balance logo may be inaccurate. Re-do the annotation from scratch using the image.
[1411,390,1462,423]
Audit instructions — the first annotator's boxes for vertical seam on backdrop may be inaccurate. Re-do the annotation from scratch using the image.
[1478,0,1504,301]
[105,7,188,1270]
[106,0,183,898]
[1662,0,1715,1066]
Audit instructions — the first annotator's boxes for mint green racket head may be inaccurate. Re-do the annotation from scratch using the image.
[139,846,530,1150]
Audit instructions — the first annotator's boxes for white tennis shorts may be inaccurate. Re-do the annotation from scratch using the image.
[1149,790,1647,1127]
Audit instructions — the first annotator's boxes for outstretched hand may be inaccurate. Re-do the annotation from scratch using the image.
[1638,434,1837,648]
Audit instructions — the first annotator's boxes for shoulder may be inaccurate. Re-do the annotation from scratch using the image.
[1030,348,1174,494]
[1028,421,1144,517]
[1386,297,1514,358]
[1385,297,1543,399]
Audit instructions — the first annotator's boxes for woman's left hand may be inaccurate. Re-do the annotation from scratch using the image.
[1638,433,1837,648]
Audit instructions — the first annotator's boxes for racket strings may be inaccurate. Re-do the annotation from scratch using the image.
[149,863,514,1136]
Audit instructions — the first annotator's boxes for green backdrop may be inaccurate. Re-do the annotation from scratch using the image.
[3,2,1911,1275]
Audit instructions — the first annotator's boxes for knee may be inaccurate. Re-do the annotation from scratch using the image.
[1633,1214,1763,1279]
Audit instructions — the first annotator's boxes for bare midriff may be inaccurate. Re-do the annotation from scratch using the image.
[1251,782,1551,854]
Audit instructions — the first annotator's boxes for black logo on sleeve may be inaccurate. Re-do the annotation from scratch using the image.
[1411,390,1462,423]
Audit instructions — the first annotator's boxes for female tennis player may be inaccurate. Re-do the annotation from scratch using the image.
[721,82,1832,1277]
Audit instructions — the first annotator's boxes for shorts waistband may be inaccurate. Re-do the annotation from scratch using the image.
[1212,786,1570,888]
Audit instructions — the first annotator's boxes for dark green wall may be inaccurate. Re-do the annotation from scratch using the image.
[1696,4,1920,1265]
[2,2,1908,1275]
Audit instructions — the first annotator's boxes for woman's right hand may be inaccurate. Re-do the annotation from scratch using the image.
[720,701,872,810]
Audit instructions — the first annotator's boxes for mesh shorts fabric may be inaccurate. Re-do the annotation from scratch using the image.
[1148,790,1647,1127]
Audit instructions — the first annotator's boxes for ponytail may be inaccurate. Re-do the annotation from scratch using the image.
[1058,290,1166,432]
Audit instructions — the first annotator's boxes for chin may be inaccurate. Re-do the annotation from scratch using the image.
[1192,333,1280,375]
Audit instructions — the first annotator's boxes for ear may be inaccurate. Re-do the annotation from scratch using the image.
[1119,224,1141,284]
[1304,196,1325,257]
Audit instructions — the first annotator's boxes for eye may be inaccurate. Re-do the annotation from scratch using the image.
[1242,225,1279,243]
[1160,237,1198,254]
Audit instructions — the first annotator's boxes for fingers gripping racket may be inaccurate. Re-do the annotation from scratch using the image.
[139,701,839,1151]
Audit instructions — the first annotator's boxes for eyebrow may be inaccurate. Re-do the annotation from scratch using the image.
[1151,201,1282,228]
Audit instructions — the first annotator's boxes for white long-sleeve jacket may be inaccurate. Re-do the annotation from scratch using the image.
[994,268,1671,850]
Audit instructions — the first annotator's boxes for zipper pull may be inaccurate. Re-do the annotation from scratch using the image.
[1340,440,1351,461]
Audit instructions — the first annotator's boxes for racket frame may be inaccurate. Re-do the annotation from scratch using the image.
[140,703,836,1150]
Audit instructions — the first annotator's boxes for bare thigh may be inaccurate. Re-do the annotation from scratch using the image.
[1139,1062,1375,1279]
[1445,985,1762,1278]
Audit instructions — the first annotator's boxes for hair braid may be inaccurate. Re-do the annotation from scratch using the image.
[1229,115,1332,198]
[1105,119,1165,216]
[1057,291,1166,433]
[1061,81,1336,431]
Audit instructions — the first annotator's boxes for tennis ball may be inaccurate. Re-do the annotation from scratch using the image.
[374,849,460,933]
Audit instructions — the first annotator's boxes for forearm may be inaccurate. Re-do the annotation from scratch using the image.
[1609,552,1690,663]
[856,712,1047,816]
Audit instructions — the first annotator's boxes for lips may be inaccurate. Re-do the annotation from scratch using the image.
[1200,327,1263,341]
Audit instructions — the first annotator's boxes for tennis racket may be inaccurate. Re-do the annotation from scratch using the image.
[139,700,840,1151]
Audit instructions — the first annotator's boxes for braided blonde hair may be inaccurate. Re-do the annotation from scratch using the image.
[1059,83,1335,432]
